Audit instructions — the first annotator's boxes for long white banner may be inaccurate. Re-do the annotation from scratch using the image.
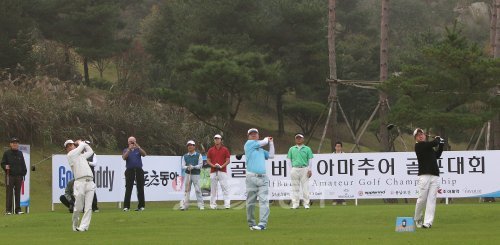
[52,150,500,204]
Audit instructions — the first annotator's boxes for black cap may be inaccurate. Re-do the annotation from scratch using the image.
[10,137,20,143]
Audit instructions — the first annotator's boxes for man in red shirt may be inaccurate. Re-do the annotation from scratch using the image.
[206,134,231,209]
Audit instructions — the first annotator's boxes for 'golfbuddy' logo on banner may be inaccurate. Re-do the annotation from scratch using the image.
[58,166,115,191]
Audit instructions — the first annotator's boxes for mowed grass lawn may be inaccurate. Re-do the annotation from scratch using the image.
[1,202,499,244]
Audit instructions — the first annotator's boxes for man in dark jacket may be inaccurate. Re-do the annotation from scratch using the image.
[1,137,27,215]
[413,128,444,229]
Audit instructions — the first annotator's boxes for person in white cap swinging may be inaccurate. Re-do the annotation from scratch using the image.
[413,128,445,229]
[244,128,274,231]
[64,139,95,231]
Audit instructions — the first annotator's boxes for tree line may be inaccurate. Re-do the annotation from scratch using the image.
[0,0,498,152]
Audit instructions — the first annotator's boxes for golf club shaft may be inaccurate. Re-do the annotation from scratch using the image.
[185,171,191,193]
[31,149,65,171]
[215,170,218,202]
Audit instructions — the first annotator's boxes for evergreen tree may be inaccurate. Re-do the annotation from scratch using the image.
[384,24,500,141]
[34,0,128,84]
[0,0,36,71]
[153,45,279,142]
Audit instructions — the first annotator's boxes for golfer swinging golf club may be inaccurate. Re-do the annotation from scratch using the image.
[413,128,445,229]
[180,140,204,211]
[245,128,274,231]
[64,139,96,232]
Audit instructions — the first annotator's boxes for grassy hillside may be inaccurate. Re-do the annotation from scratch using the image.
[76,59,471,154]
[0,63,471,213]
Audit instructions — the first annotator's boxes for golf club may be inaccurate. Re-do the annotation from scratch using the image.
[185,169,191,193]
[32,149,65,171]
[235,154,244,160]
[6,165,10,186]
[182,170,191,210]
[215,164,219,205]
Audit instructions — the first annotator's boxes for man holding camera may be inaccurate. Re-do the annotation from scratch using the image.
[206,134,231,209]
[122,136,147,212]
[413,128,445,229]
[65,139,95,231]
[2,137,27,215]
[245,128,274,231]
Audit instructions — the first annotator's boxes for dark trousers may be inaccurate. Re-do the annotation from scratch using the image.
[92,192,98,210]
[59,195,75,208]
[90,166,99,210]
[5,175,23,213]
[123,167,145,209]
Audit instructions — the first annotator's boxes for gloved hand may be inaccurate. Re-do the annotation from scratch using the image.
[435,136,445,144]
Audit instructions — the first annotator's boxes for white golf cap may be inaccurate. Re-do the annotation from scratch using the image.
[186,140,196,146]
[247,128,259,135]
[295,133,304,138]
[64,139,75,147]
[413,128,424,137]
[214,134,222,139]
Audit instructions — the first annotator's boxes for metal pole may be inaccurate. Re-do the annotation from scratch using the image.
[396,127,408,151]
[350,102,380,152]
[473,123,486,150]
[317,101,334,154]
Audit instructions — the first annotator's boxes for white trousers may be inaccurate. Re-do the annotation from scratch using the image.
[210,171,230,208]
[181,174,204,209]
[72,179,96,231]
[291,167,309,207]
[414,175,439,226]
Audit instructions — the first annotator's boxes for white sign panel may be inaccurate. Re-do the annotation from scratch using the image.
[19,144,30,207]
[52,150,500,204]
[52,155,124,203]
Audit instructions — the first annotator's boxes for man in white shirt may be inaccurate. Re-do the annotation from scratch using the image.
[65,139,96,232]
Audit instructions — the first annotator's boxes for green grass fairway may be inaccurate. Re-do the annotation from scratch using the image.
[1,202,499,244]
